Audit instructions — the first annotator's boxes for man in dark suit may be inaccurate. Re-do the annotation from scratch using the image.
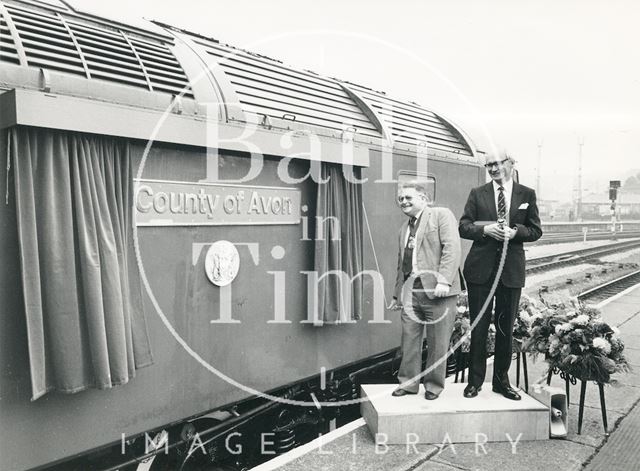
[389,182,462,400]
[459,152,542,400]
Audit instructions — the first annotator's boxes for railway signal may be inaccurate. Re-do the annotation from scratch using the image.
[610,180,621,237]
[609,180,621,202]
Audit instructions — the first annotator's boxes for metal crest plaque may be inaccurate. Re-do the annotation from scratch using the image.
[204,241,240,286]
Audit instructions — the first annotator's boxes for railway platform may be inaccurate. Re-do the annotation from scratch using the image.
[252,284,640,471]
[526,237,640,260]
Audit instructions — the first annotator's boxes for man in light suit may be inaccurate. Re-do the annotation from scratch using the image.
[459,152,542,400]
[389,182,462,400]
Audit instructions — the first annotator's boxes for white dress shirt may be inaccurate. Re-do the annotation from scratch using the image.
[492,179,513,218]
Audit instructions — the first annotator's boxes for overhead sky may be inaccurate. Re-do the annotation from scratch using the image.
[69,0,640,202]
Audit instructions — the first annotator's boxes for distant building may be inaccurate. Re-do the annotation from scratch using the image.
[553,202,574,221]
[581,191,640,219]
[537,199,559,220]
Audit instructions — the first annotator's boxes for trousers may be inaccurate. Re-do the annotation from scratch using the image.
[397,284,457,394]
[467,280,521,388]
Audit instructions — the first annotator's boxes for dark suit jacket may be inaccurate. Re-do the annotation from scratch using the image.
[394,206,462,302]
[459,182,542,288]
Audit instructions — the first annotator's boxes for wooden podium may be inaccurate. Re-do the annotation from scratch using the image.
[361,383,549,444]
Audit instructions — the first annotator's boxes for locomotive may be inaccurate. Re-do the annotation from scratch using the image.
[0,1,485,469]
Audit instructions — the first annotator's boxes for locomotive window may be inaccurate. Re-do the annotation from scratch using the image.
[397,171,436,204]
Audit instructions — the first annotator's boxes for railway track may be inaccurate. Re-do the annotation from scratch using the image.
[526,239,640,274]
[577,269,640,305]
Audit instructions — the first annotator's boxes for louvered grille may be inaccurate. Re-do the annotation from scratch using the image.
[66,20,149,88]
[6,3,83,74]
[354,86,473,155]
[129,36,192,96]
[0,10,19,64]
[0,0,473,153]
[1,1,193,97]
[196,39,382,136]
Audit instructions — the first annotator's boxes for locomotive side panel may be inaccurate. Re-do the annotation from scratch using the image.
[0,141,324,470]
[0,134,483,470]
[0,141,355,469]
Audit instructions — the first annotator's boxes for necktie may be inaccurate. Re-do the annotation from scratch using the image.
[497,186,506,220]
[402,217,418,279]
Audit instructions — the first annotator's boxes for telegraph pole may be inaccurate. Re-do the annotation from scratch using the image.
[536,140,542,197]
[577,137,584,221]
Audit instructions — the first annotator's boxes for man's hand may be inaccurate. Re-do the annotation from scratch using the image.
[387,298,403,310]
[433,283,450,298]
[483,223,513,241]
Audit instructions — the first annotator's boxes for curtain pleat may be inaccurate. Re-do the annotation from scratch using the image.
[10,126,153,400]
[314,163,364,324]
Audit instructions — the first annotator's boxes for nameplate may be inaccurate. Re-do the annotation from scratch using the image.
[134,179,301,226]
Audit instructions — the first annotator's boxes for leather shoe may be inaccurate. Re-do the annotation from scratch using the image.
[492,384,521,401]
[424,390,439,400]
[463,385,482,398]
[392,388,417,397]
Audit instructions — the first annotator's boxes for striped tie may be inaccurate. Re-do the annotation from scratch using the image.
[497,186,506,220]
[402,217,418,279]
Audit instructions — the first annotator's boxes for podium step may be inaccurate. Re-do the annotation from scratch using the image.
[361,383,549,444]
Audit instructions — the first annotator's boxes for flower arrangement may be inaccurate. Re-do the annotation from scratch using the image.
[523,302,561,356]
[450,292,471,353]
[512,294,542,352]
[525,298,629,383]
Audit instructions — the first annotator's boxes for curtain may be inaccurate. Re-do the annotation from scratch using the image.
[313,163,364,324]
[10,126,153,400]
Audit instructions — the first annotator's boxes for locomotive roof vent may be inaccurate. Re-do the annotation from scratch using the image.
[0,0,194,98]
[346,82,473,157]
[190,36,384,141]
[171,28,475,158]
[0,7,19,64]
[0,0,478,159]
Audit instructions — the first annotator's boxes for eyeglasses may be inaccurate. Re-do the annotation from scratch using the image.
[397,195,413,202]
[484,158,509,169]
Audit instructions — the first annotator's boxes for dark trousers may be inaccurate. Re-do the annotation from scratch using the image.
[467,280,521,388]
